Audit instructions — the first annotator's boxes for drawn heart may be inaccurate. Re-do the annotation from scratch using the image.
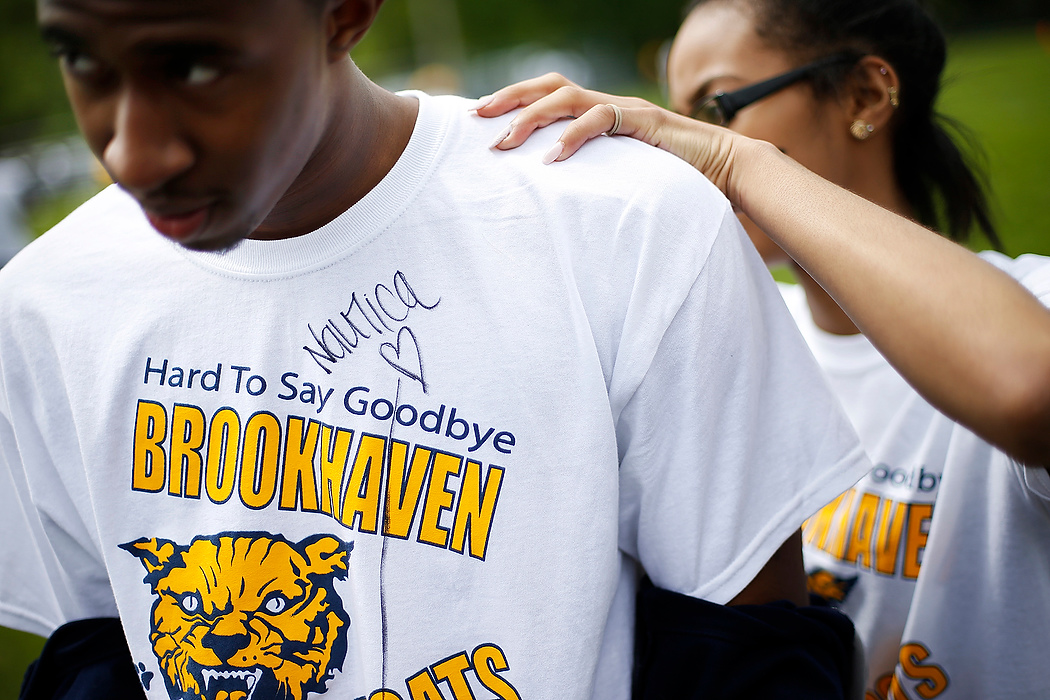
[380,326,427,392]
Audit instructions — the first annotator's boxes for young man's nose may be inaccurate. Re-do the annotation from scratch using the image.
[102,88,194,194]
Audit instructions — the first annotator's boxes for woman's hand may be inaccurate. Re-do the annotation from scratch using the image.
[474,73,743,204]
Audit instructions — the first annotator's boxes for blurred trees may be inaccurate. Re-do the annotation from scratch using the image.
[354,0,688,91]
[926,0,1045,28]
[0,0,1045,146]
[356,0,1047,84]
[0,0,73,146]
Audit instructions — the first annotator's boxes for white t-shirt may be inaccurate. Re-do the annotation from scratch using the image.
[0,93,869,700]
[789,252,1050,700]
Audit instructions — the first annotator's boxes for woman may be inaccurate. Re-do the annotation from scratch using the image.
[476,0,1050,697]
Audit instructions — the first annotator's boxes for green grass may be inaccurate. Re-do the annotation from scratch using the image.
[2,24,1048,696]
[0,626,44,697]
[939,25,1050,255]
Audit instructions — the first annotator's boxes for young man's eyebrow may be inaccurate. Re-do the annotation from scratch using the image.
[135,39,239,59]
[40,25,236,61]
[39,25,85,49]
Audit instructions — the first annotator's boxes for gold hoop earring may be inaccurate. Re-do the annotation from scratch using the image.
[850,120,874,140]
[888,86,900,108]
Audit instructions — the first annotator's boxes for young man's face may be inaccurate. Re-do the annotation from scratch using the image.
[39,0,335,250]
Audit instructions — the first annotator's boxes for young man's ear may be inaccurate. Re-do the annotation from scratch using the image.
[323,0,385,60]
[842,55,901,137]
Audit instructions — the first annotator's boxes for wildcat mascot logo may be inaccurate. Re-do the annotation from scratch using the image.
[122,532,352,700]
[807,568,857,603]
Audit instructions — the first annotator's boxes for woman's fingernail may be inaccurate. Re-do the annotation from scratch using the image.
[471,94,494,111]
[542,141,564,165]
[489,123,513,149]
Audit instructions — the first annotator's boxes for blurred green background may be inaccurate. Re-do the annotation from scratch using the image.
[1,0,1046,255]
[0,0,1047,695]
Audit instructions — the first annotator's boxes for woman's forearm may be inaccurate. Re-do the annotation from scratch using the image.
[733,139,1050,465]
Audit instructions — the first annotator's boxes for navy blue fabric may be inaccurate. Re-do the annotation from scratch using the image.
[633,581,856,699]
[18,592,854,700]
[19,618,146,700]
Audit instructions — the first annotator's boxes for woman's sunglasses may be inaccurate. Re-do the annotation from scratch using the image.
[690,53,859,125]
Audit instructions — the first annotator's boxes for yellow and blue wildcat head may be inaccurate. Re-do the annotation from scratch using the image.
[123,532,352,700]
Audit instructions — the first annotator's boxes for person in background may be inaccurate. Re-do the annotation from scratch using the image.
[478,0,1050,697]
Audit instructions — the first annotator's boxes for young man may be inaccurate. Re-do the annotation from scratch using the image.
[1,0,870,698]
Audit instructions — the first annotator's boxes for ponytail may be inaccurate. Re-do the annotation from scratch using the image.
[895,113,998,246]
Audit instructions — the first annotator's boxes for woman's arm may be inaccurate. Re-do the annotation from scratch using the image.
[737,138,1050,467]
[476,75,1050,466]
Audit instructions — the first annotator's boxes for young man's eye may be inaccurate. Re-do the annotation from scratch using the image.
[167,56,224,87]
[54,49,103,80]
[184,63,221,87]
[69,53,98,74]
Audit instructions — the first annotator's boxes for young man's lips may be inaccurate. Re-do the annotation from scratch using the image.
[145,206,209,241]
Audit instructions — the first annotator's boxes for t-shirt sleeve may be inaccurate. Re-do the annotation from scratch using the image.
[978,251,1050,308]
[979,251,1050,486]
[1013,255,1050,491]
[0,271,119,634]
[615,209,871,605]
[0,405,65,636]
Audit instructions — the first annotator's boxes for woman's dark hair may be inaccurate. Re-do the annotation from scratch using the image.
[683,0,999,248]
